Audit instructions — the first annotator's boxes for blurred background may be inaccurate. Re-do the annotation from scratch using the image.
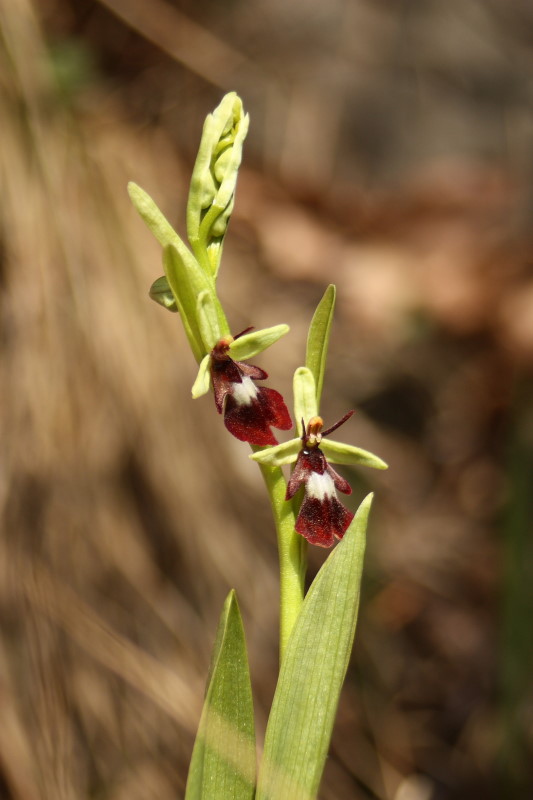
[1,0,532,798]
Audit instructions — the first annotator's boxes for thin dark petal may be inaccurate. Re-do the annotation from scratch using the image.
[321,410,355,438]
[233,326,255,340]
[210,358,242,413]
[326,464,352,495]
[286,452,311,499]
[211,371,230,413]
[295,496,353,547]
[235,361,268,380]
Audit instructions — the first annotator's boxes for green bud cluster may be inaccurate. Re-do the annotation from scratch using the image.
[187,92,249,277]
[128,93,287,392]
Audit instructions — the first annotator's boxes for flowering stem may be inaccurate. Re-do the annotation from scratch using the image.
[256,459,307,660]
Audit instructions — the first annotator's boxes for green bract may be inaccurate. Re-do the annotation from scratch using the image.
[293,367,318,437]
[163,244,228,363]
[128,180,230,354]
[306,284,336,406]
[187,92,249,278]
[128,181,187,253]
[197,290,222,351]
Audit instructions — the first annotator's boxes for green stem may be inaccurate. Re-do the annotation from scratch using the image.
[257,461,307,661]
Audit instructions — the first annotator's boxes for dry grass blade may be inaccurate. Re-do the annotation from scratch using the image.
[96,0,255,88]
[17,553,202,727]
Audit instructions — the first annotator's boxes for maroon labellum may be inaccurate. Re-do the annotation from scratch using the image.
[286,413,355,547]
[210,329,292,446]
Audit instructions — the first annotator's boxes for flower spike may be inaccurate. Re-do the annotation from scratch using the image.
[286,414,357,548]
[210,332,292,445]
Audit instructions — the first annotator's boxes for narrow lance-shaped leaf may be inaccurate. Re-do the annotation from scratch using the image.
[256,495,372,800]
[293,367,318,437]
[306,284,336,406]
[185,590,256,800]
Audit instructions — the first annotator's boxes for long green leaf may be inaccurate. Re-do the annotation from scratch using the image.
[305,284,336,406]
[185,591,256,800]
[256,495,372,800]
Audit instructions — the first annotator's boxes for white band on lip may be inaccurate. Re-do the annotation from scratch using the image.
[305,471,335,500]
[231,376,259,406]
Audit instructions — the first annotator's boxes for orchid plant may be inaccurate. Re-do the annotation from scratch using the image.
[129,93,387,800]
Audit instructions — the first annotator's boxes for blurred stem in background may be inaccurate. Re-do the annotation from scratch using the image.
[499,377,533,797]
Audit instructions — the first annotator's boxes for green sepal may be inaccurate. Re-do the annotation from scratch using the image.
[185,590,256,800]
[187,93,249,278]
[256,495,371,800]
[197,291,221,351]
[321,439,388,470]
[249,438,301,467]
[148,275,178,312]
[229,324,290,361]
[130,182,231,347]
[192,354,212,399]
[306,284,336,406]
[293,367,318,437]
[163,245,229,363]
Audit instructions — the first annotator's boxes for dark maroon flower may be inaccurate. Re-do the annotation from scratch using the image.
[286,413,355,547]
[210,330,292,445]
